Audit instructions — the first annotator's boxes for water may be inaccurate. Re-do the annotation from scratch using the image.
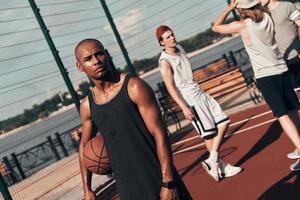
[0,36,246,159]
[0,107,81,158]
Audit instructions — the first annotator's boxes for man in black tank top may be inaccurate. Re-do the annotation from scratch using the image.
[75,38,192,200]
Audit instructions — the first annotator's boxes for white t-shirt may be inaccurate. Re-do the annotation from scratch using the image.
[158,45,203,105]
[242,13,288,78]
[270,1,300,60]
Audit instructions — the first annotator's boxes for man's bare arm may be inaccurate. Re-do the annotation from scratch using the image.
[160,60,193,120]
[128,77,174,180]
[212,0,244,34]
[79,97,97,199]
[128,77,180,199]
[295,19,300,37]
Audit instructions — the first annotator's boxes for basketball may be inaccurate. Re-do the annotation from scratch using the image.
[83,135,111,175]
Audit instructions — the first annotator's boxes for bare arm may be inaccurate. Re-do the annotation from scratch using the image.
[295,19,300,57]
[296,19,300,37]
[212,0,245,34]
[160,59,193,120]
[128,77,179,199]
[79,97,97,200]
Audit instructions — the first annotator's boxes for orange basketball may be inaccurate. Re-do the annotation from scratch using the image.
[83,135,111,175]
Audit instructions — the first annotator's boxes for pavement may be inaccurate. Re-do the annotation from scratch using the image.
[2,87,262,200]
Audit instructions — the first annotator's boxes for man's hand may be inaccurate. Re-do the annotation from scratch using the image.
[229,0,238,10]
[84,190,95,200]
[160,187,180,200]
[72,130,80,141]
[182,105,193,121]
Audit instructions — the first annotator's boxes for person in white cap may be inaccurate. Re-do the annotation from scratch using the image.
[259,0,300,160]
[156,25,242,182]
[212,0,300,171]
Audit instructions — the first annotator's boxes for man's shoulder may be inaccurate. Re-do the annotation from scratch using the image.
[127,75,153,102]
[279,1,295,6]
[158,50,166,60]
[128,74,143,84]
[278,1,297,11]
[81,95,90,109]
[79,95,92,119]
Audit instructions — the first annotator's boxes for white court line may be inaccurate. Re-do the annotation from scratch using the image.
[173,118,276,155]
[229,110,272,127]
[172,135,201,146]
[173,143,206,155]
[172,110,272,147]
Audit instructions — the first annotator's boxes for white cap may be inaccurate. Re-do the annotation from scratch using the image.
[237,0,259,9]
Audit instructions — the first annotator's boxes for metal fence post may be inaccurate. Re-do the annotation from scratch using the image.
[0,173,12,200]
[47,136,61,161]
[55,132,69,157]
[229,50,238,66]
[11,153,26,180]
[2,157,17,184]
[222,53,231,68]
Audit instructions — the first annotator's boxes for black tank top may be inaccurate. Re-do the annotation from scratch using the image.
[88,74,192,200]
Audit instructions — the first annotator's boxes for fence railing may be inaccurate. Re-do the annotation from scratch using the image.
[0,125,80,186]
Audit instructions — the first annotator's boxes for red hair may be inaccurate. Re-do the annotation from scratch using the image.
[156,25,172,43]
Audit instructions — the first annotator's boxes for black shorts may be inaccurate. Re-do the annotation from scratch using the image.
[287,56,300,73]
[287,56,300,88]
[256,72,300,117]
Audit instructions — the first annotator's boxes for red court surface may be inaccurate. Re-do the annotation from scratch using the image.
[100,102,300,200]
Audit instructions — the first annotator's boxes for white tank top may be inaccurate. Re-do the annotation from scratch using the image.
[242,13,288,78]
[159,45,203,105]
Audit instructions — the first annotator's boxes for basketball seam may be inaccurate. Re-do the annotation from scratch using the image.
[83,136,111,174]
[91,137,105,174]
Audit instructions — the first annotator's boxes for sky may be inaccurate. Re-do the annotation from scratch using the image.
[0,0,229,120]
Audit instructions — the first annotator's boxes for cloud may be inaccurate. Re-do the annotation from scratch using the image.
[103,9,144,37]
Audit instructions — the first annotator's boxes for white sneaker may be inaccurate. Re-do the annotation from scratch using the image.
[287,149,300,159]
[290,159,300,171]
[218,160,242,178]
[201,158,220,182]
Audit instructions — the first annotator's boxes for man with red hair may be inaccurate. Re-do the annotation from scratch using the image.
[156,25,242,182]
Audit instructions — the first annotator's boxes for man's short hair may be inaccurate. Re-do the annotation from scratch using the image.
[75,38,103,61]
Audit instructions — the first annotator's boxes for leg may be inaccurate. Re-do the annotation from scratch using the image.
[203,123,228,162]
[278,115,300,171]
[211,123,242,178]
[211,123,229,152]
[256,73,300,170]
[290,110,300,131]
[202,133,220,182]
[287,110,300,159]
[204,138,213,152]
[278,115,300,152]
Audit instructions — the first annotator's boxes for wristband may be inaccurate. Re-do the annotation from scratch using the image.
[161,180,176,189]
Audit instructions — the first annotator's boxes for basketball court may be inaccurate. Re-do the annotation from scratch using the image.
[172,103,300,200]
